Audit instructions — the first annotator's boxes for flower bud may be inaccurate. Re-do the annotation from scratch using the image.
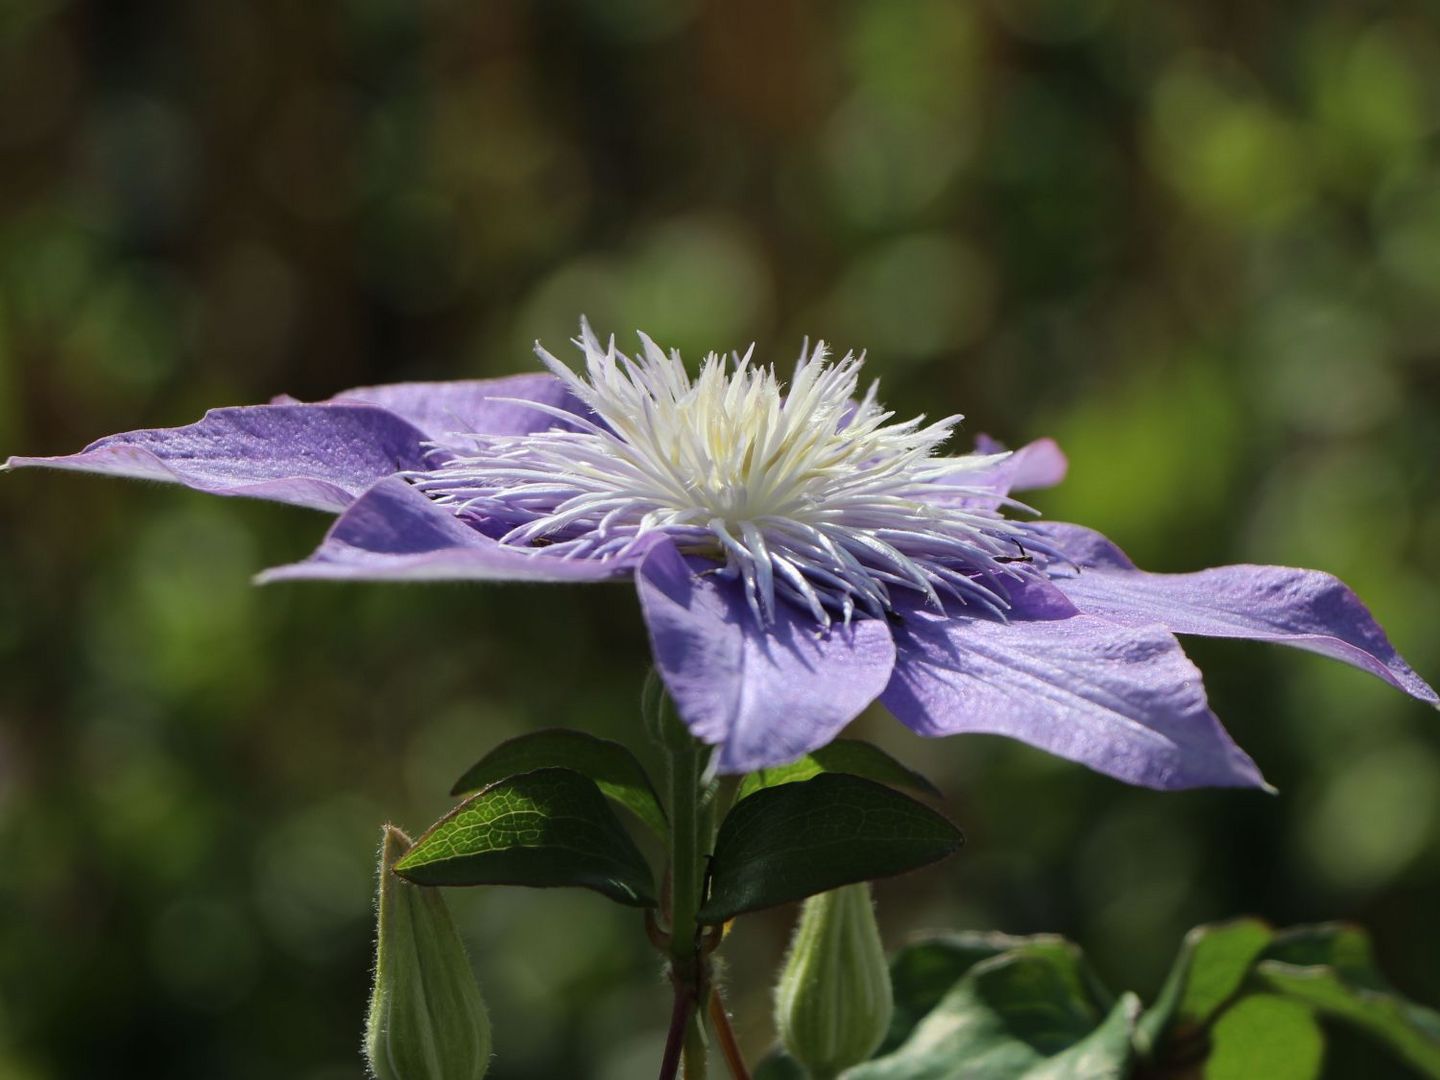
[366,825,491,1080]
[774,883,893,1079]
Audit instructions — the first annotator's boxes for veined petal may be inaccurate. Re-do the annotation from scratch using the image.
[4,405,429,512]
[1038,522,1438,707]
[258,476,646,584]
[636,540,897,773]
[881,582,1268,790]
[308,373,590,443]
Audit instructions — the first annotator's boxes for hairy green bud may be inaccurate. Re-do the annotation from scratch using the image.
[366,825,491,1080]
[774,882,893,1079]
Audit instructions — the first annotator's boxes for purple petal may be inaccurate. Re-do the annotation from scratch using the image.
[972,435,1069,493]
[5,405,428,512]
[1039,523,1438,707]
[926,437,1069,510]
[636,541,897,773]
[881,581,1268,790]
[1034,521,1135,569]
[258,476,644,584]
[308,373,588,443]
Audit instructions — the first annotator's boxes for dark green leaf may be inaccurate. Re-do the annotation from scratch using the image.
[1134,918,1273,1058]
[450,728,667,837]
[734,738,941,804]
[1260,923,1387,989]
[698,773,963,923]
[1204,994,1323,1080]
[845,945,1138,1079]
[396,767,657,908]
[886,933,1114,1054]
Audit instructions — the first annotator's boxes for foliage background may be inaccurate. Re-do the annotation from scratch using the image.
[2,1,1438,1077]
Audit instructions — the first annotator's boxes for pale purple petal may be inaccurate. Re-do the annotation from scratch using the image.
[4,405,428,512]
[881,580,1268,790]
[309,373,588,443]
[1038,523,1438,707]
[925,437,1069,510]
[972,435,1069,493]
[636,540,897,773]
[1034,521,1135,569]
[258,476,644,584]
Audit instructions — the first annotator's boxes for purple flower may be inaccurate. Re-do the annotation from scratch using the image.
[8,322,1434,789]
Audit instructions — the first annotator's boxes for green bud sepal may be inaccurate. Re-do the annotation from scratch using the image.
[775,882,893,1080]
[366,825,492,1080]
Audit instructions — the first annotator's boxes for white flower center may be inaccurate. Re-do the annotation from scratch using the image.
[413,321,1032,625]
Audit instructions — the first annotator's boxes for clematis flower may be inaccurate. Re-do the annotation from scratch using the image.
[8,321,1434,789]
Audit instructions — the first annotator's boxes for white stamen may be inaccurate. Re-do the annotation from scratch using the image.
[411,319,1032,625]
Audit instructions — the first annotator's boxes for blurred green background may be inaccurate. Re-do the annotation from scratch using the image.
[2,1,1439,1077]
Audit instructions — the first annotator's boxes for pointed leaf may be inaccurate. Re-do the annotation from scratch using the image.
[451,728,666,837]
[734,738,941,804]
[396,768,657,908]
[698,773,962,923]
[1134,918,1273,1058]
[845,946,1138,1079]
[1252,925,1440,1077]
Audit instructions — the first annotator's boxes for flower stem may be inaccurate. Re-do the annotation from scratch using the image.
[655,685,714,1079]
[668,730,704,989]
[658,983,694,1080]
[683,1011,708,1080]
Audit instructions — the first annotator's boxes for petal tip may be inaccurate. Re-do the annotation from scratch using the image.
[253,562,315,586]
[1415,674,1440,708]
[1222,746,1274,795]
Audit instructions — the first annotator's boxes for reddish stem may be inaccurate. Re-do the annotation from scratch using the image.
[658,984,695,1080]
[708,989,751,1080]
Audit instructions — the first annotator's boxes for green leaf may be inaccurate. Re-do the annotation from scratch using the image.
[1134,918,1273,1058]
[697,773,963,923]
[1252,924,1440,1077]
[396,768,657,908]
[1204,994,1323,1080]
[765,934,1120,1075]
[734,739,941,804]
[886,933,1114,1054]
[845,945,1138,1079]
[451,728,667,838]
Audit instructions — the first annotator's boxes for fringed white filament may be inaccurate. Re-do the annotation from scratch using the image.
[411,320,1033,626]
